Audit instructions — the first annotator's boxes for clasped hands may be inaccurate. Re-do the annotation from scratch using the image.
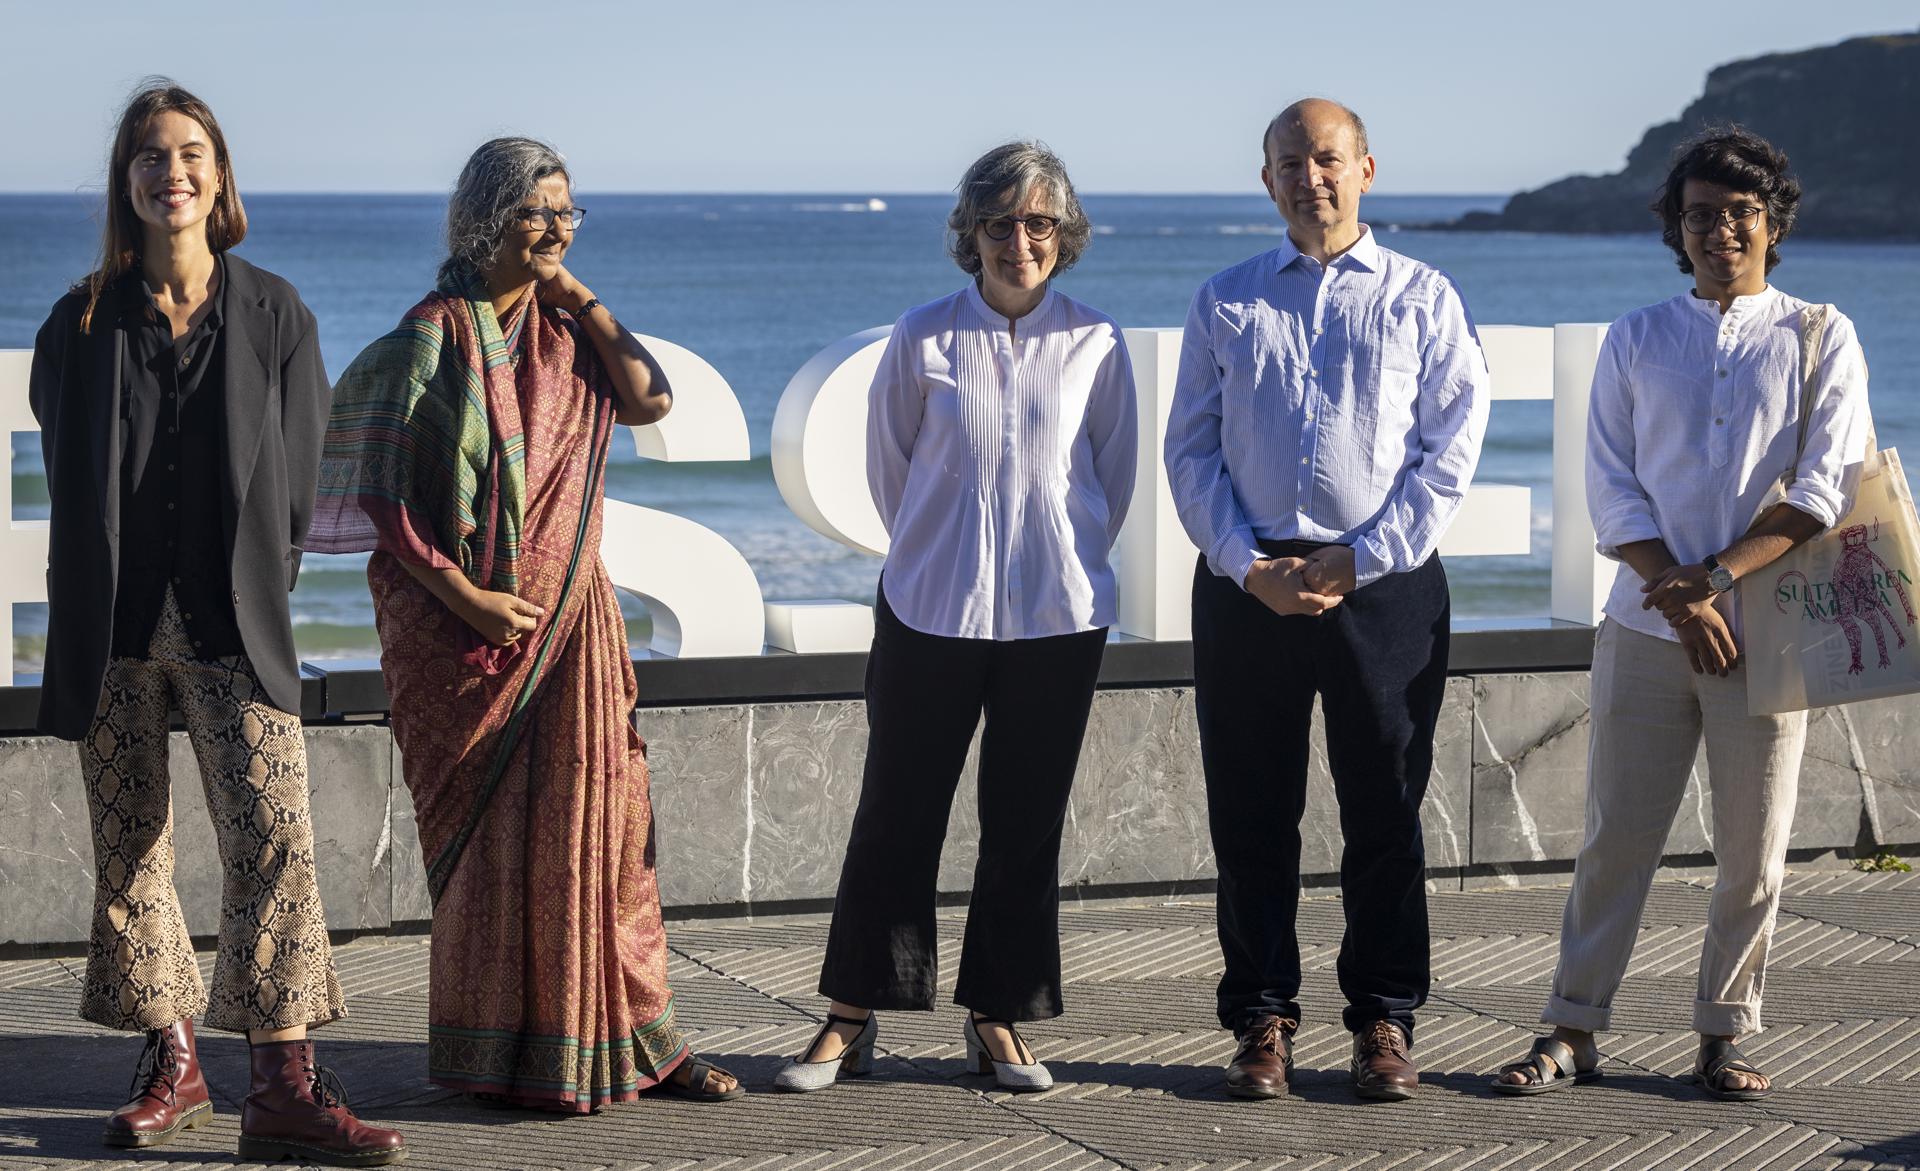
[1244,545,1355,617]
[459,589,546,647]
[1642,563,1736,677]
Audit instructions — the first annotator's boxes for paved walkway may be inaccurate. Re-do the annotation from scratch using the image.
[3,870,1917,1170]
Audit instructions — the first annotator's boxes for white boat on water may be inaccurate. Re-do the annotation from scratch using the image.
[865,197,887,212]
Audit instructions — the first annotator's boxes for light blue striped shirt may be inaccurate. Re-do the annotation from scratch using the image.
[1164,226,1490,590]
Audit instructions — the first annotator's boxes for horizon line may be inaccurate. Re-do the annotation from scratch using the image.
[0,188,1514,200]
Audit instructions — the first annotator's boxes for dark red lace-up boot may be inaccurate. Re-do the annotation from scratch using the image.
[237,1039,407,1167]
[103,1018,214,1148]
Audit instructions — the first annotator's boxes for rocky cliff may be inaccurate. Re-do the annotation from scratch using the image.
[1448,32,1920,239]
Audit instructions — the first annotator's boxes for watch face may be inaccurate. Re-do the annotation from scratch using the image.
[1710,567,1736,593]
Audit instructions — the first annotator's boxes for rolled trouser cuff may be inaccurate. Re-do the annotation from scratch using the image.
[1542,994,1610,1033]
[1694,998,1762,1038]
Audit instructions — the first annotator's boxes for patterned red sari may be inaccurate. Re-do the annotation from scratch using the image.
[330,283,686,1110]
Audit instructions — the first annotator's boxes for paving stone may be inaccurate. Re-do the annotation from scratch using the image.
[1778,887,1920,944]
[5,882,1918,1169]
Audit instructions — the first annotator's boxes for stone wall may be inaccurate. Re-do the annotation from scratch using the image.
[3,674,1916,947]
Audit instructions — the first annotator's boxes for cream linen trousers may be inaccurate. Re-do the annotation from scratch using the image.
[1545,619,1807,1037]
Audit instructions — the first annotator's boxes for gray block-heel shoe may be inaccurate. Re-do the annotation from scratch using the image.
[773,1012,877,1093]
[964,1014,1052,1092]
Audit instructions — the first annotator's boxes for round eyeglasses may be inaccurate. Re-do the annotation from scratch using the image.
[517,206,587,231]
[981,214,1059,242]
[1681,206,1762,235]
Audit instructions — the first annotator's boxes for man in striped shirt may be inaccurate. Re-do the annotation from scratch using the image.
[1165,97,1490,1103]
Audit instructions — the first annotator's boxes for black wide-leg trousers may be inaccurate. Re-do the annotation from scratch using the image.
[1192,547,1449,1039]
[819,586,1107,1021]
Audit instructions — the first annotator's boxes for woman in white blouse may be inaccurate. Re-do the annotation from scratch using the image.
[1492,129,1870,1102]
[775,142,1137,1094]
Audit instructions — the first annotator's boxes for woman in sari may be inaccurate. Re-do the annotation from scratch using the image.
[310,137,742,1111]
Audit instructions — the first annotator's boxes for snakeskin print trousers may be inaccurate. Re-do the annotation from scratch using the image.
[76,591,346,1033]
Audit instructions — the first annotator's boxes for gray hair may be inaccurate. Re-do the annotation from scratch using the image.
[946,142,1092,278]
[1262,98,1369,161]
[437,136,570,287]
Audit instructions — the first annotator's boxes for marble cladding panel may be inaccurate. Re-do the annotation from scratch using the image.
[1822,693,1920,846]
[1470,673,1593,866]
[1471,673,1882,867]
[743,700,871,905]
[0,736,99,946]
[302,726,396,933]
[388,735,431,925]
[1425,679,1476,870]
[645,705,753,908]
[0,726,393,947]
[708,683,1462,906]
[1794,706,1869,850]
[1059,688,1211,888]
[1470,673,1720,863]
[13,672,1913,947]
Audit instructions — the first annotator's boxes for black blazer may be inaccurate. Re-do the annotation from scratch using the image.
[29,254,330,739]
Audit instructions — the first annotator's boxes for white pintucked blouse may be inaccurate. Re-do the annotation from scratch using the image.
[867,283,1138,641]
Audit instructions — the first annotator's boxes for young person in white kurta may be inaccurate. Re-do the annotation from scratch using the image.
[776,143,1136,1095]
[1494,129,1871,1102]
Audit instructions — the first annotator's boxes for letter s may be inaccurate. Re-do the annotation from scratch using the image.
[601,334,765,658]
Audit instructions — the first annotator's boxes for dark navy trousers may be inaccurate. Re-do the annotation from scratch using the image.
[1192,547,1449,1039]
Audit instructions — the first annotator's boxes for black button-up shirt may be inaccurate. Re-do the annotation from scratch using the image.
[111,261,244,660]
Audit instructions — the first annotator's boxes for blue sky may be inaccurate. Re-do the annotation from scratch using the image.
[2,1,1912,195]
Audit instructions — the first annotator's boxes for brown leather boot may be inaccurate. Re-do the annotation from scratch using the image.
[103,1018,214,1148]
[237,1039,406,1167]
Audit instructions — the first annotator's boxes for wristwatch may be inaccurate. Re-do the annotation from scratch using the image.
[1703,554,1735,594]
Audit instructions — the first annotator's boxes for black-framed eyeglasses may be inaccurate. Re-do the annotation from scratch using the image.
[981,214,1059,241]
[516,206,587,231]
[1681,205,1762,235]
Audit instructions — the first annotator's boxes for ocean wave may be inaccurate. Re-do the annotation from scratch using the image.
[792,199,888,213]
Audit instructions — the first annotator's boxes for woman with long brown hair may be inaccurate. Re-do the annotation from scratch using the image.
[29,79,404,1165]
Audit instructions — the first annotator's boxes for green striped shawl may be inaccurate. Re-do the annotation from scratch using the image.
[311,272,527,591]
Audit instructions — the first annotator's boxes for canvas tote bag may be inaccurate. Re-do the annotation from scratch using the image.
[1742,305,1920,715]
